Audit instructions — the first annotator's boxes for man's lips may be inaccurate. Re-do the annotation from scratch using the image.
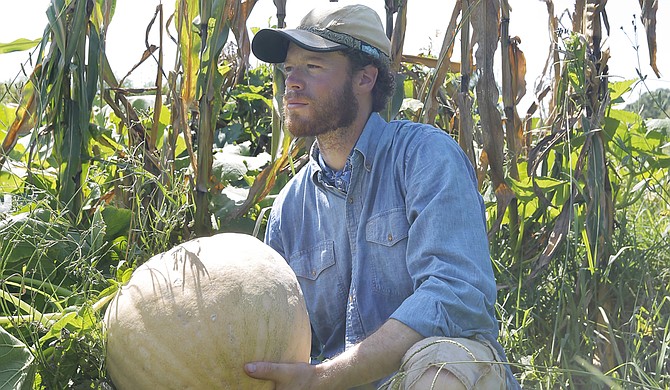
[285,98,309,109]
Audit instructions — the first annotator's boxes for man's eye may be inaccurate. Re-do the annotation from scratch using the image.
[307,64,321,69]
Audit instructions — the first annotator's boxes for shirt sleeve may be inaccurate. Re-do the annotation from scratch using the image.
[389,127,499,340]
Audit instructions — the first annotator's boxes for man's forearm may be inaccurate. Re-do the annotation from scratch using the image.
[316,319,424,389]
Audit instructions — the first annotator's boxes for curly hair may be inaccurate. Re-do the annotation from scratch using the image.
[341,48,396,113]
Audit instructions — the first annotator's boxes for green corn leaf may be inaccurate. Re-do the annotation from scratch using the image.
[0,38,41,54]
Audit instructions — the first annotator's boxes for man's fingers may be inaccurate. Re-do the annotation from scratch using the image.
[244,361,315,389]
[244,362,282,380]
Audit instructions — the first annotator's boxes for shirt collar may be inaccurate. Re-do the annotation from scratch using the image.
[309,112,389,181]
[353,112,387,172]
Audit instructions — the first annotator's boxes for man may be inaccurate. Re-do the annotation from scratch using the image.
[245,4,519,389]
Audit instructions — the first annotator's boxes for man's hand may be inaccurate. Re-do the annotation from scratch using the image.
[245,319,422,389]
[244,361,321,390]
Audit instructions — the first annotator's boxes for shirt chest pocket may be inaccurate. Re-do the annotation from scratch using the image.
[365,208,413,296]
[366,208,409,246]
[288,240,346,323]
[290,240,336,280]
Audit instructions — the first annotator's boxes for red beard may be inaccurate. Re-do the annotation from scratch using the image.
[283,77,358,137]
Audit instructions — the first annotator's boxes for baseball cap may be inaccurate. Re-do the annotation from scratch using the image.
[251,4,391,64]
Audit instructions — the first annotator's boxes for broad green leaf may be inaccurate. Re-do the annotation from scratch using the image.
[26,167,58,192]
[0,212,54,265]
[515,160,529,182]
[236,92,272,110]
[175,131,188,159]
[0,325,35,390]
[211,146,251,185]
[89,130,122,158]
[89,208,107,252]
[508,177,536,201]
[101,206,132,241]
[630,131,660,152]
[91,0,116,32]
[608,109,641,127]
[218,63,232,78]
[0,103,17,130]
[609,79,635,103]
[221,101,236,121]
[118,267,134,284]
[149,104,172,150]
[0,171,22,193]
[649,154,670,168]
[216,123,244,146]
[510,176,569,202]
[603,116,621,141]
[382,73,406,121]
[158,104,172,131]
[39,305,97,344]
[0,38,41,54]
[403,78,414,99]
[212,188,248,219]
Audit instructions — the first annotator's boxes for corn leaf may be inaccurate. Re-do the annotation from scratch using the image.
[639,0,661,77]
[0,38,41,54]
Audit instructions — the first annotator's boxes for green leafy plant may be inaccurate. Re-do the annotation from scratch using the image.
[0,0,669,388]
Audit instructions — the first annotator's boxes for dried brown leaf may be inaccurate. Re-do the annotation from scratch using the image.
[228,0,258,81]
[508,36,527,104]
[421,0,461,124]
[273,0,287,28]
[573,0,586,33]
[390,1,407,72]
[528,202,572,280]
[488,183,515,238]
[1,93,36,154]
[401,55,461,72]
[0,67,40,164]
[456,92,476,169]
[639,0,661,77]
[471,0,506,196]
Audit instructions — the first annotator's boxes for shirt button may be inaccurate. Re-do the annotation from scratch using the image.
[387,234,393,242]
[311,269,316,277]
[347,197,354,204]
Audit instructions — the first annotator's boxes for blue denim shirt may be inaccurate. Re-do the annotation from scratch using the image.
[265,113,518,387]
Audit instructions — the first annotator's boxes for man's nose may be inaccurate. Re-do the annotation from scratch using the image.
[285,70,304,90]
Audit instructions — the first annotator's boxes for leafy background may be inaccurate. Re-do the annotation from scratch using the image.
[0,0,669,388]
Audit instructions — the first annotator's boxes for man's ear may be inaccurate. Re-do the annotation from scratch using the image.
[356,65,378,93]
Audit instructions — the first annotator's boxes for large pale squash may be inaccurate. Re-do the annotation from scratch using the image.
[103,233,311,389]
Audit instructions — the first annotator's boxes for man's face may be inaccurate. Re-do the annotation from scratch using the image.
[281,44,358,137]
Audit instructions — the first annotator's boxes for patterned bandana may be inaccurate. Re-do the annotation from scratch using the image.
[318,154,353,193]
